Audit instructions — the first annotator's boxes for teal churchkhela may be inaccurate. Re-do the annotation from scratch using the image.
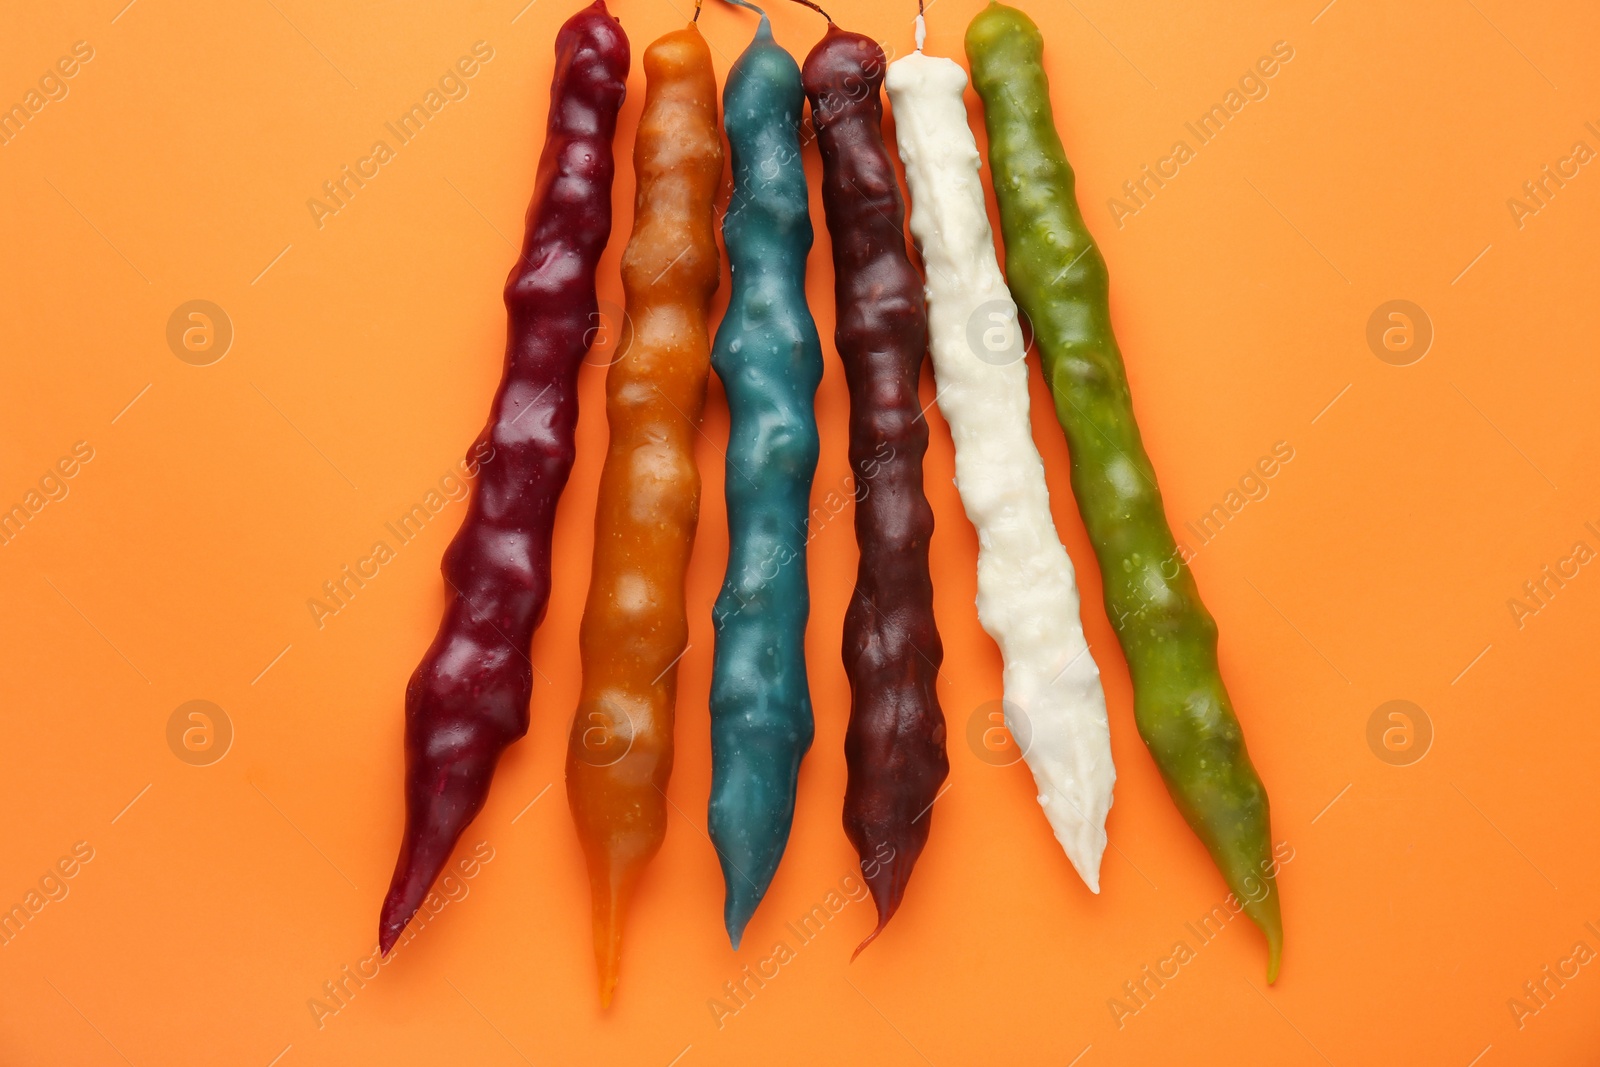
[706,0,824,948]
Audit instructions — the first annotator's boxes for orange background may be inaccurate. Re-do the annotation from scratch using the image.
[3,0,1598,1063]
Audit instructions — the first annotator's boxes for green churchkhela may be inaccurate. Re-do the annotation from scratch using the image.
[967,1,1285,981]
[706,0,824,948]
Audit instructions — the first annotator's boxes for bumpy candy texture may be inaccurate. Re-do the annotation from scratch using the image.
[706,11,825,949]
[803,25,948,955]
[566,23,723,1007]
[379,0,628,956]
[885,47,1114,892]
[968,1,1282,980]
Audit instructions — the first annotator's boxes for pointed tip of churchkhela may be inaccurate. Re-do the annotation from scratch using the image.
[588,874,629,1008]
[593,919,622,1009]
[377,818,471,957]
[842,771,940,956]
[1235,868,1284,983]
[849,921,885,963]
[1257,898,1284,985]
[378,725,509,958]
[850,834,918,960]
[1069,845,1105,895]
[378,832,456,957]
[723,886,757,950]
[720,840,787,950]
[1028,744,1113,894]
[715,844,772,950]
[851,899,894,961]
[377,914,403,958]
[709,776,804,955]
[1034,785,1110,895]
[1069,826,1105,894]
[378,852,424,955]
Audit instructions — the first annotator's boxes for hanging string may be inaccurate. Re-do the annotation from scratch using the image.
[783,0,833,23]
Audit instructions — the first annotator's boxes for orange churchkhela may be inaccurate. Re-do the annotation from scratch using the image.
[564,9,724,1008]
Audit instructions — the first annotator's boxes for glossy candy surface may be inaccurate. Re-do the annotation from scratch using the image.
[802,23,948,955]
[968,1,1282,980]
[566,22,723,1007]
[706,1,825,949]
[378,0,628,956]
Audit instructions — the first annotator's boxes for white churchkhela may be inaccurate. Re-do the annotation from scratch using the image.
[886,23,1116,891]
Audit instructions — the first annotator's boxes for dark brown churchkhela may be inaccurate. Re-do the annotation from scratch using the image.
[802,22,948,956]
[378,0,629,956]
